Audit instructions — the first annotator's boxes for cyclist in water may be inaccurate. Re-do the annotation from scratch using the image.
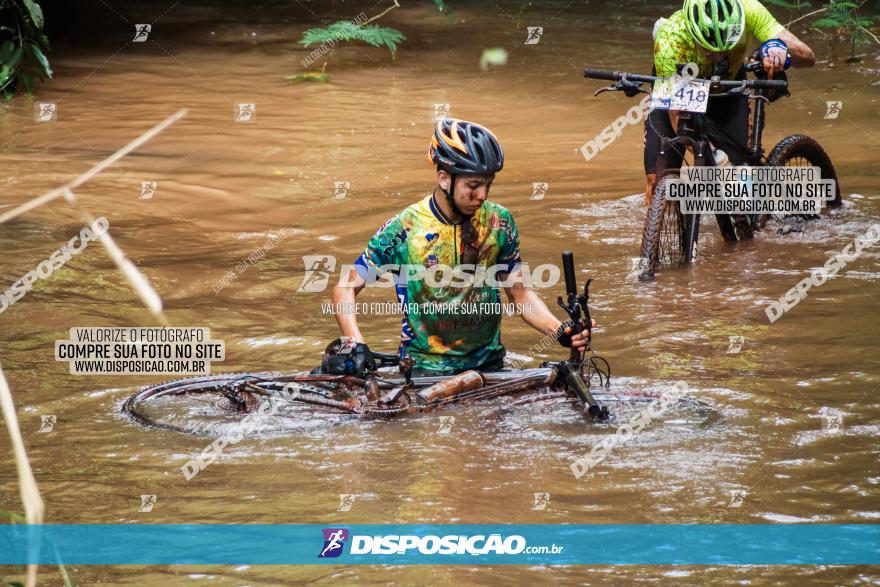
[331,118,593,376]
[645,0,816,202]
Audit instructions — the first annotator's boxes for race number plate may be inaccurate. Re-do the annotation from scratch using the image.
[651,76,710,113]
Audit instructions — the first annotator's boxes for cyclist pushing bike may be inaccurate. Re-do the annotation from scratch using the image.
[584,0,841,279]
[645,0,816,202]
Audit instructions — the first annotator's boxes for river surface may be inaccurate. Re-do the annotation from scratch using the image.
[1,0,879,584]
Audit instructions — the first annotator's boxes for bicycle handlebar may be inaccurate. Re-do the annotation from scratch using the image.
[583,66,788,89]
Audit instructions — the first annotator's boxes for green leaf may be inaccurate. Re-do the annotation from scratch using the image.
[812,16,846,27]
[300,21,405,55]
[0,40,14,63]
[0,507,25,523]
[0,64,12,87]
[7,46,23,68]
[21,0,45,29]
[18,71,33,93]
[27,41,51,78]
[287,71,329,82]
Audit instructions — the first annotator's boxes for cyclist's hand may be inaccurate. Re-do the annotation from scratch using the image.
[759,40,792,80]
[557,319,597,350]
[763,47,788,79]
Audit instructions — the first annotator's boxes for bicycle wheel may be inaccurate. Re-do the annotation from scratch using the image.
[639,172,699,280]
[716,210,754,241]
[121,372,379,436]
[760,134,842,229]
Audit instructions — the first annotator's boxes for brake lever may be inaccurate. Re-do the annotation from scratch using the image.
[593,79,648,98]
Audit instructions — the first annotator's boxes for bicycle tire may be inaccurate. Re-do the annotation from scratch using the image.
[639,172,697,280]
[760,134,842,228]
[122,371,373,436]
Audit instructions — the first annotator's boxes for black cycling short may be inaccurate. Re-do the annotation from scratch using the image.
[643,66,753,175]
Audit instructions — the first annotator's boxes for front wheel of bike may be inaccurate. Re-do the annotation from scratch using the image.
[639,172,699,280]
[760,134,842,229]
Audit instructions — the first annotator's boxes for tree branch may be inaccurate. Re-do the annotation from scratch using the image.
[363,0,400,26]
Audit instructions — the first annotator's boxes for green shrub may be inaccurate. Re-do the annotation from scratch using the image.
[0,0,51,97]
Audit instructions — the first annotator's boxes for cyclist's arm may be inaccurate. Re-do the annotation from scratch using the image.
[778,29,814,68]
[504,279,592,350]
[331,267,366,343]
[334,216,403,344]
[504,280,561,336]
[746,0,815,76]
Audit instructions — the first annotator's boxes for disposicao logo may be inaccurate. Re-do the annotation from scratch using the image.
[318,528,349,558]
[317,529,562,558]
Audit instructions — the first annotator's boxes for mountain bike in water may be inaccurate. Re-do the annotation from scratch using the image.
[584,62,842,280]
[123,253,626,435]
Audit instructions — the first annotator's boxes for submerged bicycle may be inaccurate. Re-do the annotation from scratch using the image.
[124,253,634,435]
[584,61,842,280]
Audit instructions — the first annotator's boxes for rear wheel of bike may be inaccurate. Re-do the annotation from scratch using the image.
[760,134,842,229]
[639,172,699,280]
[121,372,372,436]
[715,212,755,241]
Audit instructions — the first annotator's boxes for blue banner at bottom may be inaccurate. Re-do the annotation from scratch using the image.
[0,524,877,565]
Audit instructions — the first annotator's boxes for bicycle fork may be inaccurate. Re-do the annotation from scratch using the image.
[656,117,706,264]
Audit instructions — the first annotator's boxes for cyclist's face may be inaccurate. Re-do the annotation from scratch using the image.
[439,171,494,216]
[455,175,493,215]
[702,48,729,63]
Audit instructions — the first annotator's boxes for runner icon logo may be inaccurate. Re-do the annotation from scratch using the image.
[437,416,455,434]
[337,494,356,512]
[531,492,550,510]
[432,103,450,121]
[727,489,748,508]
[824,101,842,120]
[34,102,56,123]
[138,495,157,512]
[38,415,57,433]
[530,182,549,200]
[727,336,744,354]
[235,103,256,123]
[525,27,543,44]
[140,181,157,200]
[133,24,151,42]
[332,181,350,200]
[319,528,349,558]
[298,255,337,293]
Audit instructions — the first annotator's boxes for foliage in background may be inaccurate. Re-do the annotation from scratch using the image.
[766,0,879,62]
[0,0,51,97]
[433,0,455,22]
[300,21,406,59]
[764,0,813,9]
[288,62,329,83]
[812,0,878,60]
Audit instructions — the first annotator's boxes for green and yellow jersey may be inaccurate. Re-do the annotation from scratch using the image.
[654,0,785,79]
[355,194,522,374]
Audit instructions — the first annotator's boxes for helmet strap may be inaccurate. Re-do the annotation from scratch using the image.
[440,172,467,221]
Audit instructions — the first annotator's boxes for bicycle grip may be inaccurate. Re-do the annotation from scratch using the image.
[583,68,620,81]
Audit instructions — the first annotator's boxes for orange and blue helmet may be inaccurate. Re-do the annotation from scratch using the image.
[428,118,504,175]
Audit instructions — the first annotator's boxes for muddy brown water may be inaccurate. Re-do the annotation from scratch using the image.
[1,1,878,584]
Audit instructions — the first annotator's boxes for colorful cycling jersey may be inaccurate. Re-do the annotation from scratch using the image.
[654,0,785,79]
[354,194,522,374]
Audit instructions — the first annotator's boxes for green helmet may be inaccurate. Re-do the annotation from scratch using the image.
[683,0,745,52]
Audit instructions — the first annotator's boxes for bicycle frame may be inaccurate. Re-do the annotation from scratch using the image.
[654,75,777,252]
